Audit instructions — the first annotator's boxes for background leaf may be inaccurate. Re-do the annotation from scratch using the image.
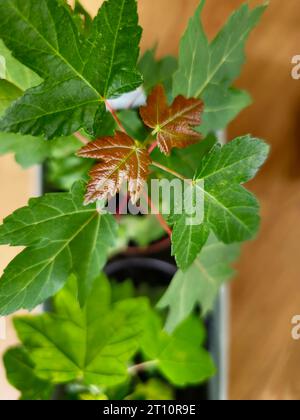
[13,275,149,387]
[173,1,266,134]
[118,110,149,142]
[0,39,41,91]
[138,48,177,97]
[126,378,174,400]
[0,38,40,117]
[73,0,93,36]
[119,215,165,248]
[0,133,82,169]
[140,313,215,386]
[3,347,53,400]
[0,80,22,116]
[158,235,240,332]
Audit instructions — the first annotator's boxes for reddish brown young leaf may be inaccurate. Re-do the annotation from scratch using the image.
[77,132,151,205]
[140,85,204,155]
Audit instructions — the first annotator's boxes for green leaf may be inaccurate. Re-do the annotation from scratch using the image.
[0,80,22,116]
[0,37,90,169]
[118,109,149,141]
[158,235,240,332]
[141,313,215,386]
[0,133,81,169]
[110,214,166,258]
[126,378,174,400]
[0,181,117,315]
[0,116,113,171]
[119,216,165,248]
[173,1,266,134]
[0,56,4,79]
[13,275,149,387]
[0,0,142,138]
[0,39,41,92]
[139,48,177,97]
[195,135,269,186]
[165,136,269,269]
[46,153,92,191]
[80,393,109,400]
[73,0,93,36]
[151,133,218,178]
[3,347,54,400]
[111,279,135,304]
[0,131,48,167]
[0,32,115,168]
[199,87,252,135]
[172,216,209,271]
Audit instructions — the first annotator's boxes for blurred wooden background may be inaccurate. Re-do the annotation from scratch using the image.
[1,0,300,400]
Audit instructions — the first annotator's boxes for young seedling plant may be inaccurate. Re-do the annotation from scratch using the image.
[0,0,269,400]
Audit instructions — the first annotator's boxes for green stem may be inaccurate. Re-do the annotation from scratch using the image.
[143,191,172,238]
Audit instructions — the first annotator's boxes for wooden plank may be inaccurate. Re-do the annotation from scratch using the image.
[0,157,37,400]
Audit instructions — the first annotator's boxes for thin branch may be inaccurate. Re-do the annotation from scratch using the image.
[74,131,89,145]
[143,191,172,238]
[121,236,171,256]
[105,100,126,133]
[128,360,158,376]
[116,191,172,239]
[148,140,158,154]
[151,161,191,183]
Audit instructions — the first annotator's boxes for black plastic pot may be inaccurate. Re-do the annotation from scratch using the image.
[105,256,227,401]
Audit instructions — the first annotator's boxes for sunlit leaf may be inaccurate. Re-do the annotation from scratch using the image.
[173,1,266,134]
[3,347,53,400]
[141,313,215,386]
[13,275,149,387]
[158,235,240,332]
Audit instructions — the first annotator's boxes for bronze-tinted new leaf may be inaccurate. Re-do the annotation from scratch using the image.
[140,85,203,155]
[78,132,151,205]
